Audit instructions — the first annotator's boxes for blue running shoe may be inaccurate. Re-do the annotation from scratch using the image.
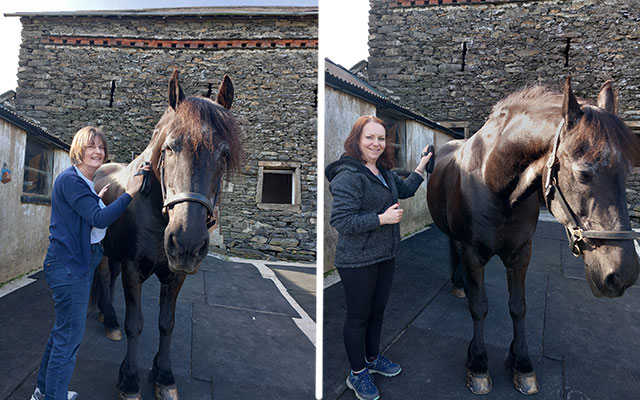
[346,368,380,400]
[366,354,402,377]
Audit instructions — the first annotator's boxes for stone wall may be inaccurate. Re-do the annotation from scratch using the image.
[368,0,640,220]
[14,10,317,261]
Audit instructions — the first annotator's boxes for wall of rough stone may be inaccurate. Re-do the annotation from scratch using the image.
[368,0,640,221]
[14,11,317,261]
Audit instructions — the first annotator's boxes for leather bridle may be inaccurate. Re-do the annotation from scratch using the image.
[543,119,638,256]
[158,149,221,229]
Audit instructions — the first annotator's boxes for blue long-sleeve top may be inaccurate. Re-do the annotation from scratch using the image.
[47,166,132,275]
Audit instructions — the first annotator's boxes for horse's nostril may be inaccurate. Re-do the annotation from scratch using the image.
[167,233,179,257]
[604,272,622,292]
[195,239,209,258]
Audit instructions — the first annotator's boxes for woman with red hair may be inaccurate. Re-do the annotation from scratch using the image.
[326,115,432,400]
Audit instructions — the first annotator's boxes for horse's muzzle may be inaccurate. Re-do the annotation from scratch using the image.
[584,249,639,298]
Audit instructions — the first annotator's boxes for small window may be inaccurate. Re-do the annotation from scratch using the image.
[22,136,54,204]
[377,112,408,174]
[256,161,301,211]
[262,170,294,204]
[438,121,470,139]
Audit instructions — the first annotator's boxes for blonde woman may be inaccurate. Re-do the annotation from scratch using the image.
[32,127,148,400]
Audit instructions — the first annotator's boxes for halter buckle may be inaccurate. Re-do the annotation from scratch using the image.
[569,227,584,257]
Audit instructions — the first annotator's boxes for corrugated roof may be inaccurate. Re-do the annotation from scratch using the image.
[5,7,318,18]
[325,58,462,138]
[0,104,69,151]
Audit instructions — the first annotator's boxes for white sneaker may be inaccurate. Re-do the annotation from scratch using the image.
[30,388,78,400]
[31,388,44,400]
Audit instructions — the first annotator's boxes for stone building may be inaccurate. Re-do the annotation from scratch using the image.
[366,0,640,219]
[324,58,460,271]
[7,7,318,261]
[0,101,70,283]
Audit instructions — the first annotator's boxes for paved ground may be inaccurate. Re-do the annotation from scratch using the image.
[0,254,316,400]
[324,215,640,400]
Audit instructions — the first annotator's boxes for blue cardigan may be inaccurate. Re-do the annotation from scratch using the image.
[47,166,132,275]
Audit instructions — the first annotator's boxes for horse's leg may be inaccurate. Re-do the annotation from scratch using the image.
[449,237,466,298]
[501,240,539,395]
[461,242,492,394]
[118,262,144,400]
[98,257,123,341]
[149,271,185,400]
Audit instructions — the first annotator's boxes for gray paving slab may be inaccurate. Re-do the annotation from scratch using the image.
[191,302,315,396]
[335,327,563,400]
[203,267,297,315]
[544,276,640,372]
[2,253,315,400]
[0,278,53,400]
[269,264,316,320]
[564,357,640,399]
[82,299,193,379]
[413,267,547,357]
[8,359,213,400]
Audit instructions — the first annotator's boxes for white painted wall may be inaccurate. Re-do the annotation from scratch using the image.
[0,119,70,283]
[324,87,376,272]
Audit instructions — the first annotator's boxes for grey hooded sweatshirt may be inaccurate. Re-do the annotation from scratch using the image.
[325,155,424,268]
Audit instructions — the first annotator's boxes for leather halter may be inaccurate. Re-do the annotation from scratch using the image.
[543,119,638,256]
[158,149,221,229]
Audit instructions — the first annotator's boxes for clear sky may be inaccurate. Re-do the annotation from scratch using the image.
[320,0,370,70]
[0,0,321,93]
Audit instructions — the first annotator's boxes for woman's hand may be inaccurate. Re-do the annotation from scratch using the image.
[379,202,404,225]
[416,145,433,175]
[125,163,151,197]
[98,183,111,199]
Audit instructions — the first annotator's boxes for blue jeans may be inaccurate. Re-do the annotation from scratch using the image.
[36,244,103,400]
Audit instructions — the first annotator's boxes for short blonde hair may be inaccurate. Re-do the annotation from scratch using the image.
[69,126,109,165]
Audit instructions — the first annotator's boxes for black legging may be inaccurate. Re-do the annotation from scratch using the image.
[338,258,396,372]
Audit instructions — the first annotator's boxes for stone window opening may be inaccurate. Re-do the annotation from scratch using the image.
[22,136,54,204]
[256,161,301,211]
[564,38,571,67]
[461,42,467,71]
[109,80,116,107]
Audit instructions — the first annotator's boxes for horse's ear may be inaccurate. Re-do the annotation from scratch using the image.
[216,75,234,110]
[562,76,583,128]
[597,80,617,115]
[168,69,185,111]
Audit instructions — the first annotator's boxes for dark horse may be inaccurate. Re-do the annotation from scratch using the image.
[427,77,640,395]
[92,70,241,400]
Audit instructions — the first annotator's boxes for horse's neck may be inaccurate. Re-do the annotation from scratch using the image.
[478,113,563,198]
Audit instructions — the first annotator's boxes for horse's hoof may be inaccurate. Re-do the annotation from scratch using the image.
[451,287,466,299]
[512,369,539,395]
[154,383,180,400]
[106,328,123,341]
[466,370,492,395]
[97,312,104,323]
[118,393,142,400]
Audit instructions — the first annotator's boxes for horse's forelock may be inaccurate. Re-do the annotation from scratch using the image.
[156,97,242,172]
[566,107,640,168]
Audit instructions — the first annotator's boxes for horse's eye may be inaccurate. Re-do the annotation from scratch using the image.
[575,169,592,184]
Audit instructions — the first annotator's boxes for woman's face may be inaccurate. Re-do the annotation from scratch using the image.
[359,121,386,165]
[81,136,106,170]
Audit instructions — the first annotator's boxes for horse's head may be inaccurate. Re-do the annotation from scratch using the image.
[546,77,640,297]
[151,70,241,274]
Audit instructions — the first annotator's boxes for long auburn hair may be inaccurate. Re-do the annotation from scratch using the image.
[343,115,394,169]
